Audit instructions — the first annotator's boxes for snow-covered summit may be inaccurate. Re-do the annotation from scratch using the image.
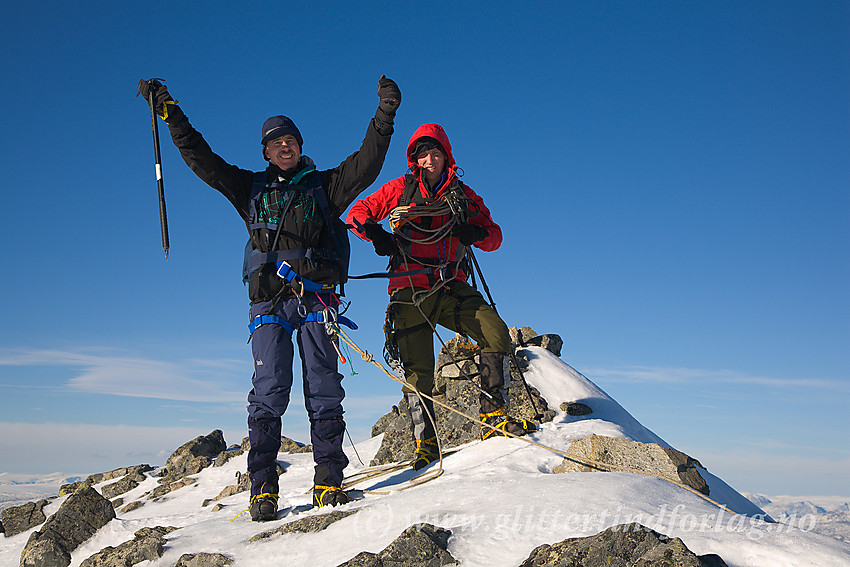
[2,347,848,566]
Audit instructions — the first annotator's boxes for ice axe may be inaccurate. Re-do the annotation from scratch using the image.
[138,78,170,260]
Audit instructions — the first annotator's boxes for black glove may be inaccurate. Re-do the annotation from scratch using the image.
[361,221,397,256]
[454,223,489,245]
[377,75,401,116]
[137,78,177,119]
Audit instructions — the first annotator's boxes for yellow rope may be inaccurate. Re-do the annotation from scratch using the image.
[336,328,738,514]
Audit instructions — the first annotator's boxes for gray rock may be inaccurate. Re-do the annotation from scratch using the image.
[337,523,457,567]
[250,509,358,541]
[79,526,176,567]
[525,334,563,357]
[101,470,147,500]
[510,326,563,356]
[58,479,93,497]
[212,446,244,468]
[279,436,312,454]
[560,402,593,416]
[371,406,400,437]
[509,326,539,345]
[87,465,153,487]
[20,486,116,567]
[204,471,252,505]
[338,552,382,567]
[175,552,233,567]
[119,501,145,513]
[0,499,48,537]
[160,430,227,483]
[518,523,727,567]
[59,466,153,497]
[148,477,196,500]
[553,434,709,496]
[19,537,70,567]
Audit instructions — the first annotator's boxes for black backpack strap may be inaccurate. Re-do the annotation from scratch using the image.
[306,173,350,293]
[310,180,341,258]
[400,173,420,206]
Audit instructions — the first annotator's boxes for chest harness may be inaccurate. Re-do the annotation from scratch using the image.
[388,174,474,284]
[244,168,355,342]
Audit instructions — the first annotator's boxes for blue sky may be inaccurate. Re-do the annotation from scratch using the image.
[0,1,847,497]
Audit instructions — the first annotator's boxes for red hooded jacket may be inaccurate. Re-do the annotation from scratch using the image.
[347,123,502,294]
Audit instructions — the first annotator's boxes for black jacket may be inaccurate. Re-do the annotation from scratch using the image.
[164,105,394,302]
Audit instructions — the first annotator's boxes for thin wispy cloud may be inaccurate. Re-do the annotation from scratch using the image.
[0,348,245,403]
[587,365,849,392]
[0,422,247,474]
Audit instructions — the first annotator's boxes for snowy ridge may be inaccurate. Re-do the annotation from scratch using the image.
[1,347,849,566]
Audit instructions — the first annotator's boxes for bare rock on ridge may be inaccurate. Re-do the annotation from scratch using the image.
[337,523,458,566]
[0,499,48,538]
[553,434,710,496]
[175,552,234,566]
[59,465,153,497]
[519,523,728,567]
[160,430,227,483]
[79,525,177,567]
[20,486,115,567]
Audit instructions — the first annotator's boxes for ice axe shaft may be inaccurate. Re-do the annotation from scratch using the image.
[146,80,170,260]
[466,248,543,420]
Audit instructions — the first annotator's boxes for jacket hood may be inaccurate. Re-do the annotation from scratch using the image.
[406,123,456,172]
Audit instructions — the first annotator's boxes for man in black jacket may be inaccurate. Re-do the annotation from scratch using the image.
[138,76,400,520]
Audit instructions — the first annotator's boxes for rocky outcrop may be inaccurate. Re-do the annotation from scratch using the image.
[250,509,357,541]
[0,499,48,537]
[511,326,563,357]
[119,501,146,514]
[560,401,593,416]
[149,477,197,500]
[144,430,229,501]
[175,553,234,566]
[20,486,116,567]
[212,445,245,468]
[58,465,153,497]
[519,523,727,567]
[279,435,312,454]
[203,471,252,506]
[553,434,710,496]
[79,526,177,567]
[159,430,227,483]
[100,467,149,500]
[370,328,559,465]
[338,523,457,567]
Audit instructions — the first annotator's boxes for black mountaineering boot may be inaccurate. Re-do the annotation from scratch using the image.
[480,407,537,439]
[312,464,351,508]
[249,494,278,521]
[478,352,537,439]
[313,485,351,508]
[405,392,439,469]
[412,437,439,470]
[248,479,279,522]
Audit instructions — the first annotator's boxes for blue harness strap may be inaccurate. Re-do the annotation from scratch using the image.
[276,261,338,294]
[248,314,296,336]
[248,311,357,337]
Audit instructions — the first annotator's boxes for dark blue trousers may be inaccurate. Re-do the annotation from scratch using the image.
[246,294,349,495]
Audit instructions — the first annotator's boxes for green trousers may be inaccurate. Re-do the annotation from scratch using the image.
[388,281,510,395]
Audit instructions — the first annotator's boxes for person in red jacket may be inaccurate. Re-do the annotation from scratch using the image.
[347,124,535,470]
